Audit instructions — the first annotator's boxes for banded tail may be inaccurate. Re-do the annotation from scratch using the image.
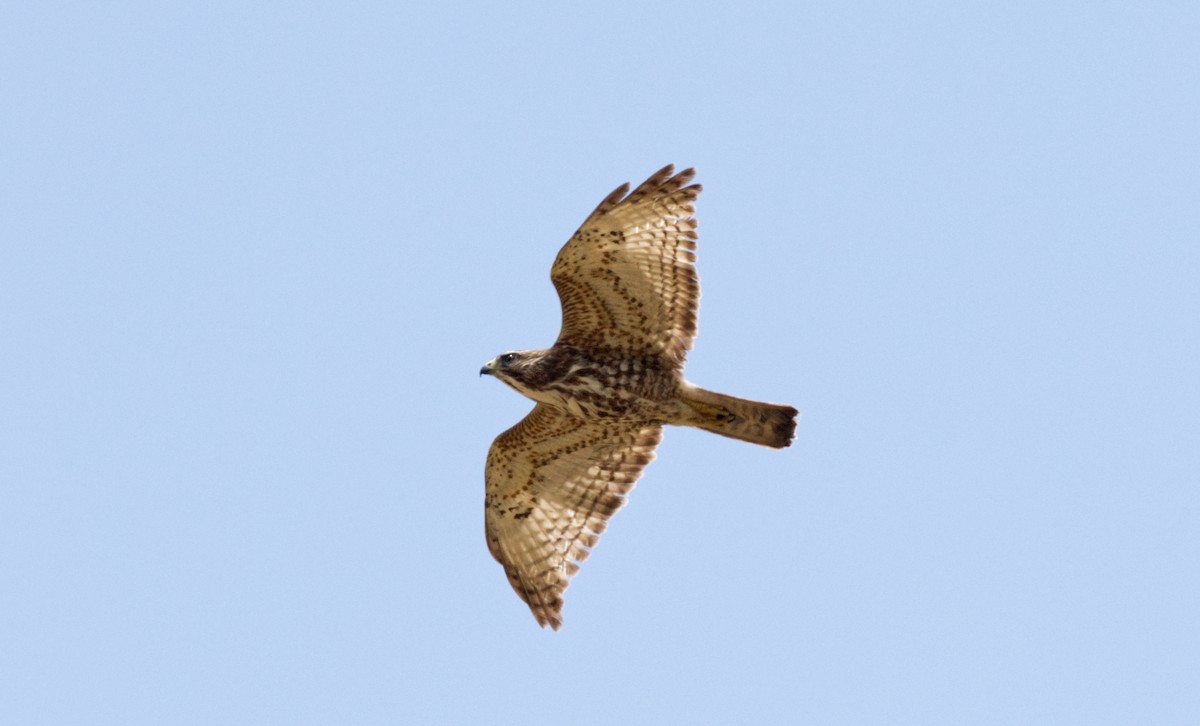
[678,384,798,448]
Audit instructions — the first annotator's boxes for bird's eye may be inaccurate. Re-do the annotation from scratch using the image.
[501,353,517,365]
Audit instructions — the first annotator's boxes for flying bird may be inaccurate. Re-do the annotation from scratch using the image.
[481,165,797,629]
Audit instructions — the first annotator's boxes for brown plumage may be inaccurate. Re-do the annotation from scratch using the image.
[481,165,797,629]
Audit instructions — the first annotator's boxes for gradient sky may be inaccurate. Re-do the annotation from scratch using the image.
[3,2,1197,724]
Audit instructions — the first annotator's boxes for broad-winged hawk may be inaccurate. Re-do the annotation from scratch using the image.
[481,165,797,629]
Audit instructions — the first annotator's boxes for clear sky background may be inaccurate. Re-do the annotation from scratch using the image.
[2,2,1197,724]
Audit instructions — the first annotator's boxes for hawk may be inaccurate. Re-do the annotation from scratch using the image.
[481,165,797,629]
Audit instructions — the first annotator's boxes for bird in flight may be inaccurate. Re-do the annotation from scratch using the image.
[480,165,797,629]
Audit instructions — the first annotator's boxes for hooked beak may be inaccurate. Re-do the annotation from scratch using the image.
[479,358,496,377]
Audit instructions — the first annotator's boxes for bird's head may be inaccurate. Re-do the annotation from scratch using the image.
[480,350,548,396]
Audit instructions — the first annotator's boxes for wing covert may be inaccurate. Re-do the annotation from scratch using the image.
[551,164,702,366]
[484,404,662,629]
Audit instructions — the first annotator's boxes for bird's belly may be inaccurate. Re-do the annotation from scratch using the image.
[532,372,673,421]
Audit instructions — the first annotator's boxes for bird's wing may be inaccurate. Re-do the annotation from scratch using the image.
[551,164,701,367]
[485,403,662,629]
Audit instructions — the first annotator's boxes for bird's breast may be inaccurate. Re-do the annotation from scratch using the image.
[528,356,677,420]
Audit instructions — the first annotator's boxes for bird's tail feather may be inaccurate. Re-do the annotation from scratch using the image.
[678,385,797,448]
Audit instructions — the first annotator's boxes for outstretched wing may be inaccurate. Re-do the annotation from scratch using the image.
[551,164,702,367]
[485,403,662,629]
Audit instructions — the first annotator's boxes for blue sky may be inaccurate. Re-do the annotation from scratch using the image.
[2,2,1197,724]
